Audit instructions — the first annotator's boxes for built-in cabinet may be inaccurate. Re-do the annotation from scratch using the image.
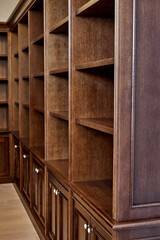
[13,136,20,186]
[47,171,68,240]
[22,145,30,202]
[0,134,9,177]
[73,200,112,240]
[32,155,45,226]
[0,0,158,239]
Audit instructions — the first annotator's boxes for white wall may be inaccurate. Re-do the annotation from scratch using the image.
[0,0,20,22]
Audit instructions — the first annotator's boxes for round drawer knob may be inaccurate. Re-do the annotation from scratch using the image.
[35,168,40,173]
[84,224,88,230]
[23,154,27,159]
[87,227,93,234]
[14,145,18,149]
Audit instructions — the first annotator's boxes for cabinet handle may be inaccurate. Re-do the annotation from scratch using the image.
[14,145,18,149]
[87,227,93,234]
[23,154,27,159]
[84,224,89,230]
[35,168,40,173]
[53,188,60,196]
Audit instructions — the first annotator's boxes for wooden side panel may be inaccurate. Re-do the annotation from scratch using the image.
[132,0,160,205]
[0,136,9,176]
[114,0,160,221]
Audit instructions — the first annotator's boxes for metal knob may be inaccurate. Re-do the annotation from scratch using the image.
[84,224,89,230]
[53,189,60,195]
[14,145,18,149]
[23,154,27,159]
[35,168,40,173]
[87,227,93,234]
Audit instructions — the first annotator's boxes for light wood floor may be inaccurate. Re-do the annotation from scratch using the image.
[0,183,40,240]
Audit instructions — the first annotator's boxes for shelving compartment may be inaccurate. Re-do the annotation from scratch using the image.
[0,32,8,130]
[11,29,19,132]
[70,0,114,219]
[46,0,69,177]
[30,110,44,159]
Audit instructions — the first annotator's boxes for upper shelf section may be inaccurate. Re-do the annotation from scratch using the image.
[76,0,114,17]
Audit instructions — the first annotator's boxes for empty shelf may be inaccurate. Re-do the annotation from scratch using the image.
[33,106,44,114]
[50,16,68,34]
[50,111,68,121]
[76,0,114,17]
[32,33,44,45]
[76,58,114,71]
[76,118,113,134]
[45,159,68,180]
[49,67,68,76]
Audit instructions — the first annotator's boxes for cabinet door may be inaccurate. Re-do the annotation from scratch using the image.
[48,175,68,240]
[14,138,20,185]
[73,200,90,240]
[90,218,112,240]
[22,148,30,201]
[0,136,9,177]
[33,158,45,225]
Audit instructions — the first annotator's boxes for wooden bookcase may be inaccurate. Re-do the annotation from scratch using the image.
[45,0,69,178]
[0,32,8,131]
[7,0,160,239]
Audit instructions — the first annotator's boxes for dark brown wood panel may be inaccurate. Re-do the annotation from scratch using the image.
[0,136,9,176]
[132,0,160,205]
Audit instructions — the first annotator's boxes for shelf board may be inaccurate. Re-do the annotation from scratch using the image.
[22,75,29,81]
[31,146,44,160]
[14,77,19,82]
[22,104,29,109]
[0,101,8,105]
[33,106,44,114]
[45,159,68,181]
[14,52,19,58]
[14,101,19,106]
[50,16,68,34]
[49,67,68,76]
[32,33,44,45]
[0,54,8,58]
[76,0,114,17]
[32,72,44,79]
[76,118,113,135]
[0,78,8,82]
[76,58,114,71]
[22,45,29,52]
[50,111,68,121]
[71,179,112,219]
[0,129,10,133]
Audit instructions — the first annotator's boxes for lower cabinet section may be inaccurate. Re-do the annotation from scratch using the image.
[47,172,68,240]
[0,134,9,177]
[13,137,20,186]
[73,200,112,240]
[22,146,30,202]
[32,155,45,226]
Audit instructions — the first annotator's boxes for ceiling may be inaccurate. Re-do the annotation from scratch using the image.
[0,0,21,23]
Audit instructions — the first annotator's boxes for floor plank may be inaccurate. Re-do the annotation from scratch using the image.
[0,183,40,240]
